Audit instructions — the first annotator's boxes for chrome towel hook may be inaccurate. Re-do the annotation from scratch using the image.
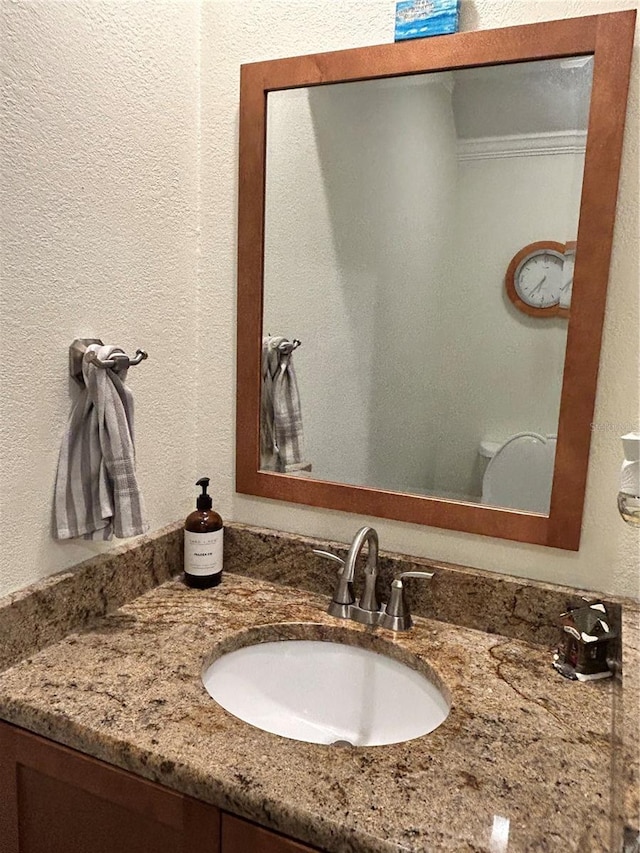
[277,338,301,355]
[69,338,148,385]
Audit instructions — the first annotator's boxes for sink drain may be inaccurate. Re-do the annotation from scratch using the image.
[331,739,354,748]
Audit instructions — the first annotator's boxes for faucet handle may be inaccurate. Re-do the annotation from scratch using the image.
[399,571,435,582]
[312,549,345,568]
[312,548,355,617]
[379,571,434,632]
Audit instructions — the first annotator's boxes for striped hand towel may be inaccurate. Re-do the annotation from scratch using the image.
[260,336,311,474]
[54,344,149,541]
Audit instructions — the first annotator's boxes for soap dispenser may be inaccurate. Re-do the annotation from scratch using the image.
[184,477,224,588]
[618,432,640,526]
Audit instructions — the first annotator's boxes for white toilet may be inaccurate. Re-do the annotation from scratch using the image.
[481,432,557,513]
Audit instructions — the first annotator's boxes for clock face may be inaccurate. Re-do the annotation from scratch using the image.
[514,250,565,309]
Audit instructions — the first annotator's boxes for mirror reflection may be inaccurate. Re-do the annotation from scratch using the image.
[261,57,593,513]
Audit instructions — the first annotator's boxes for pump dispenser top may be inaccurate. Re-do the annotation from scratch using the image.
[196,477,213,511]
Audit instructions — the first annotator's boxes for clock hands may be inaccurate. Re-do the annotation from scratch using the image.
[530,275,547,295]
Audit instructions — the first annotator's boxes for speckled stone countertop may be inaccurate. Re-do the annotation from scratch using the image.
[0,568,636,853]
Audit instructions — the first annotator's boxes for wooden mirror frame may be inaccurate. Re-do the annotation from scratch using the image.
[236,11,636,551]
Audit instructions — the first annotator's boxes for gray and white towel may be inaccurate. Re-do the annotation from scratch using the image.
[54,344,149,540]
[261,336,311,474]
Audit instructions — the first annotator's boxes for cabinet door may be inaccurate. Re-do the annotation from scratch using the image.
[222,813,320,853]
[0,720,220,853]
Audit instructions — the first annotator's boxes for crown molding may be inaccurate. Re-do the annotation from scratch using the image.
[457,130,587,161]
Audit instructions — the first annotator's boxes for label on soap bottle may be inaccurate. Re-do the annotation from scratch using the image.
[184,529,224,577]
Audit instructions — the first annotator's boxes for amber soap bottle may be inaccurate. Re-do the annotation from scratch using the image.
[184,477,224,589]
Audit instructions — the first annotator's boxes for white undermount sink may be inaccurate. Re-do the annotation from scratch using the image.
[202,638,450,746]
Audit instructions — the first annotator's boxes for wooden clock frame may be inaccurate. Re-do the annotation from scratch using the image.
[505,240,571,319]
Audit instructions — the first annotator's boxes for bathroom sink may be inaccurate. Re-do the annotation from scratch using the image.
[202,638,449,746]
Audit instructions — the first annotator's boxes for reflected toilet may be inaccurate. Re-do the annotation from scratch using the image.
[481,432,557,513]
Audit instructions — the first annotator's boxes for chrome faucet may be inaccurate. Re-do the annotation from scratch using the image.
[313,526,433,631]
[314,526,380,625]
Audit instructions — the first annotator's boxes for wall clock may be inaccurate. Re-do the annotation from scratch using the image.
[505,240,570,318]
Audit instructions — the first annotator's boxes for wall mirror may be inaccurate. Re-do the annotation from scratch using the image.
[236,12,636,550]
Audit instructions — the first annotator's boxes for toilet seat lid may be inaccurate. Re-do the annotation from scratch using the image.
[482,432,556,513]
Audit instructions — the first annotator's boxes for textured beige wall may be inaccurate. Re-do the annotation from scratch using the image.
[1,0,637,600]
[200,0,640,599]
[263,78,457,494]
[0,1,200,595]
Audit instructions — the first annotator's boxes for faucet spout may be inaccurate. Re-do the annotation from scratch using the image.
[343,526,380,619]
[343,526,378,583]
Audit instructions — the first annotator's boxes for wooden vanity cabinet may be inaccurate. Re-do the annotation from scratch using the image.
[222,813,318,852]
[0,721,220,853]
[0,721,318,853]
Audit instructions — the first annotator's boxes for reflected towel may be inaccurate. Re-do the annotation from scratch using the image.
[261,336,311,474]
[54,344,149,540]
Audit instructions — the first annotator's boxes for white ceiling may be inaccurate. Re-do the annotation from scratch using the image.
[451,57,594,139]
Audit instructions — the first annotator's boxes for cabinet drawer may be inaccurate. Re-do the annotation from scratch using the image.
[222,813,320,853]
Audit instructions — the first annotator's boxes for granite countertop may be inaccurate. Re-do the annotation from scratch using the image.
[0,569,634,853]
